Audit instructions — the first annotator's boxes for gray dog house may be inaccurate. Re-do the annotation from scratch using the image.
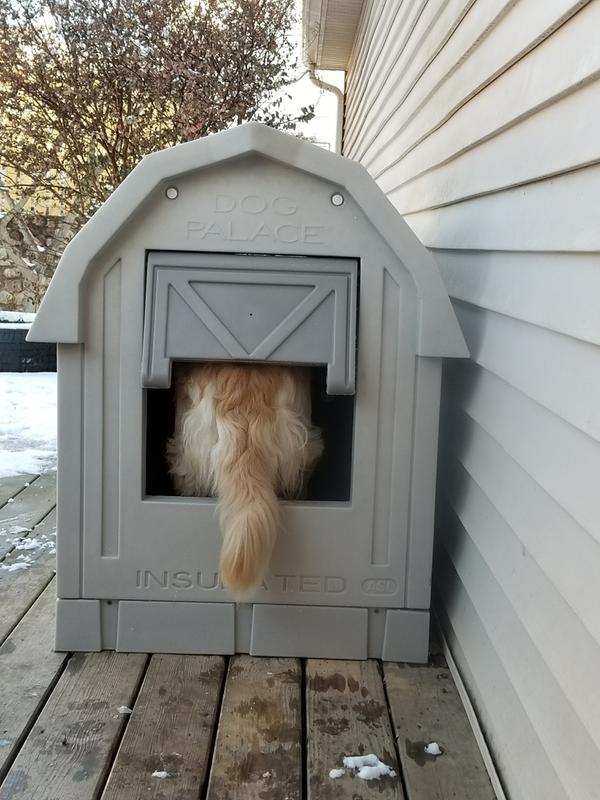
[29,123,467,662]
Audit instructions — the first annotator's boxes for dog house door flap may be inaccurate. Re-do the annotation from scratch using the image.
[142,252,357,394]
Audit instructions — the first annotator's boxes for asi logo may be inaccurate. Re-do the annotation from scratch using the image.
[361,578,398,596]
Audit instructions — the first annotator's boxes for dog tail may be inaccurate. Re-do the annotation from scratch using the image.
[215,414,280,595]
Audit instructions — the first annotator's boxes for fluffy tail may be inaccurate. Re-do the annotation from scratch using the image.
[215,416,280,595]
[169,363,321,595]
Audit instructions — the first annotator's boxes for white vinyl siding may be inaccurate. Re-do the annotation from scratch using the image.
[344,1,600,798]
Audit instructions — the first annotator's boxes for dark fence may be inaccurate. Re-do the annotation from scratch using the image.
[0,326,56,372]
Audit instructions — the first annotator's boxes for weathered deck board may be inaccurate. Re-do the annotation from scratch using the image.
[0,508,56,644]
[0,651,147,800]
[306,659,403,800]
[101,654,225,800]
[0,582,68,782]
[206,655,302,800]
[0,473,56,559]
[384,662,496,799]
[0,475,37,509]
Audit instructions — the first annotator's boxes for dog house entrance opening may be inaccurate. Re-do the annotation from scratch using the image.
[144,365,354,502]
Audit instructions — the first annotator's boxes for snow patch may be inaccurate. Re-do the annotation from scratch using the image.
[357,763,396,780]
[15,537,49,550]
[0,562,29,571]
[0,373,57,477]
[0,311,35,323]
[8,536,55,553]
[331,754,397,782]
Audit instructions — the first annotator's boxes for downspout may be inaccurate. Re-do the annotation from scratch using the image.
[307,66,344,155]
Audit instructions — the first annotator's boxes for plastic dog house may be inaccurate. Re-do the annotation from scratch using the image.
[29,123,468,662]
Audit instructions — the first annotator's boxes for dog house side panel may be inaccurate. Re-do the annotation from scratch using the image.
[56,344,84,599]
[406,357,442,609]
[365,266,418,574]
[79,258,124,584]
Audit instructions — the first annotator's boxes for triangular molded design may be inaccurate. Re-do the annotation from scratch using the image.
[165,286,231,360]
[190,281,314,355]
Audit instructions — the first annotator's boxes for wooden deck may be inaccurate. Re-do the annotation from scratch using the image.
[0,474,497,800]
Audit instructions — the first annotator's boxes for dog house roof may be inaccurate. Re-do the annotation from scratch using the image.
[28,122,467,358]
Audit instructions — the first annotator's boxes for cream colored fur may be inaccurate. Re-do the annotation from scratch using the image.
[167,363,323,594]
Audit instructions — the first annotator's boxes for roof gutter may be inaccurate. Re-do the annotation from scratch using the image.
[307,67,344,155]
[302,0,365,154]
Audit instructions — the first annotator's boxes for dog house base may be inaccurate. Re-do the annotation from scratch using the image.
[55,599,430,663]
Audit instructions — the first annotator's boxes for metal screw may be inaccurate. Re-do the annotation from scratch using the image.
[331,192,344,206]
[165,186,179,200]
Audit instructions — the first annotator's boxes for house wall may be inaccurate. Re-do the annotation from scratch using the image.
[343,2,600,798]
